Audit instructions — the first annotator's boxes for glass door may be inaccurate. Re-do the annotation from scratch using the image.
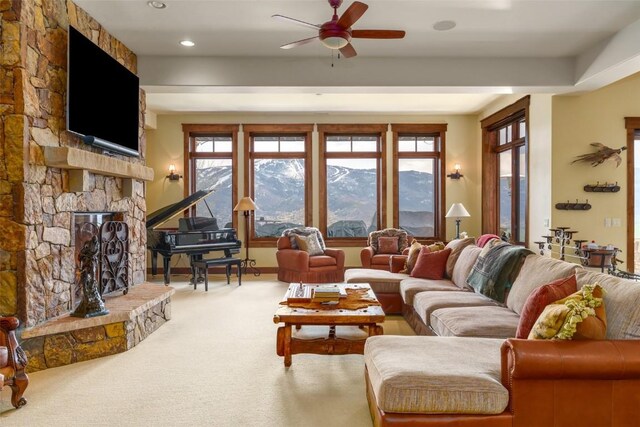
[634,131,640,272]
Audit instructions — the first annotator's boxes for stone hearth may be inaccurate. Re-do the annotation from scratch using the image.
[20,283,173,372]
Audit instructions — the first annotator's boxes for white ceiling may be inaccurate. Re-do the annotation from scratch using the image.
[75,0,640,114]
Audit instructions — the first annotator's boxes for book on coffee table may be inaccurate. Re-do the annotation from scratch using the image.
[311,285,346,303]
[285,283,313,303]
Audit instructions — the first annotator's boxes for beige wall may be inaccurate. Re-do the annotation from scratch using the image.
[146,74,640,271]
[553,72,640,257]
[146,113,481,268]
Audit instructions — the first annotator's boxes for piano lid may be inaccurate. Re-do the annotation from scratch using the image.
[146,189,215,230]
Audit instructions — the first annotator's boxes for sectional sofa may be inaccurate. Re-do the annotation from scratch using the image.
[345,240,640,426]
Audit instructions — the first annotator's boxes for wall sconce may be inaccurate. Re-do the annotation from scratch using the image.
[447,163,463,180]
[166,164,182,181]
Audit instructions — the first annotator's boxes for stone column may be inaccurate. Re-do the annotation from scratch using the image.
[0,0,147,327]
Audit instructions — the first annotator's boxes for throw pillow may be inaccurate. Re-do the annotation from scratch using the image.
[368,228,409,253]
[295,234,324,256]
[400,240,422,274]
[400,241,446,274]
[410,247,452,280]
[283,227,326,250]
[528,284,607,340]
[444,237,475,279]
[515,274,578,339]
[378,236,399,254]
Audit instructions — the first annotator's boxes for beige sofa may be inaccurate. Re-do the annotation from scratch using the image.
[345,242,640,426]
[346,244,581,338]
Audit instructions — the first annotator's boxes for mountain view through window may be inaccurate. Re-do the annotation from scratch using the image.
[195,159,435,237]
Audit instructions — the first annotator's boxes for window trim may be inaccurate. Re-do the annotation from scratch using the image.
[243,124,313,247]
[625,117,640,269]
[481,96,530,245]
[318,124,388,246]
[182,124,239,229]
[391,123,447,241]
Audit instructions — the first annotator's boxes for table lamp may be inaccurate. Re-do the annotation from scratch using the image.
[445,203,471,239]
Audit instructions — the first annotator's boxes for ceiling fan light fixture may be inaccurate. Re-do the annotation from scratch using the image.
[147,1,167,9]
[321,36,349,49]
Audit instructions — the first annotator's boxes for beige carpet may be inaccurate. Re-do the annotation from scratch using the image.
[0,274,414,426]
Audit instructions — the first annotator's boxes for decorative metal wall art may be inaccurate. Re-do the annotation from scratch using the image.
[583,182,620,193]
[555,199,592,210]
[100,221,130,296]
[571,143,626,167]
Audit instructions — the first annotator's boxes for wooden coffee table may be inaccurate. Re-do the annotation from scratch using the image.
[273,283,385,367]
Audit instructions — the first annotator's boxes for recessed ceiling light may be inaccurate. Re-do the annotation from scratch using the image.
[433,20,456,31]
[180,40,195,47]
[147,1,167,9]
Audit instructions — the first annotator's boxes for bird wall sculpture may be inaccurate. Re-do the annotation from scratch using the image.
[571,143,627,167]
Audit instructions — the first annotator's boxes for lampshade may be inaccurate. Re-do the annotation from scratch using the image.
[233,196,257,212]
[445,203,470,218]
[321,36,349,49]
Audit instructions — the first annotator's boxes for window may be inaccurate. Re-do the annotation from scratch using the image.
[183,124,239,229]
[626,117,640,272]
[392,124,447,240]
[243,125,313,245]
[481,96,529,245]
[318,124,387,244]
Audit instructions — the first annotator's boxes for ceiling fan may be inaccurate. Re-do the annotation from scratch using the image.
[272,0,405,58]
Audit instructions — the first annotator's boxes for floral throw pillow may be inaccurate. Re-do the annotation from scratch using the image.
[528,284,607,340]
[295,234,324,256]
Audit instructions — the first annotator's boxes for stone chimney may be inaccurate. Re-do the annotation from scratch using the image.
[0,0,148,328]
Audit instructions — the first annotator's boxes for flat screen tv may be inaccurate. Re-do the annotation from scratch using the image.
[67,26,140,157]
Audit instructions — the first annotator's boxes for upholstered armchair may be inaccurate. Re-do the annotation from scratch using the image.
[360,228,410,271]
[1,316,28,408]
[276,227,345,283]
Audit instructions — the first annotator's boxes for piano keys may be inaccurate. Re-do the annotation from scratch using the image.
[146,189,242,284]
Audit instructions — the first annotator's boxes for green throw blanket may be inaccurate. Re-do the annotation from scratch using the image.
[467,241,532,303]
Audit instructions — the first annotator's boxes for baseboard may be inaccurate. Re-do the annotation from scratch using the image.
[147,267,279,275]
[146,265,364,277]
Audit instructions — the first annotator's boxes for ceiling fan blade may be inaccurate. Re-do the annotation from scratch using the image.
[339,43,357,58]
[351,29,406,39]
[280,36,319,50]
[272,14,320,30]
[337,1,368,29]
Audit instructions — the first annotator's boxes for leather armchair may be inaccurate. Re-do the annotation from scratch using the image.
[366,338,640,426]
[276,233,345,283]
[360,228,410,271]
[0,316,28,408]
[501,339,640,426]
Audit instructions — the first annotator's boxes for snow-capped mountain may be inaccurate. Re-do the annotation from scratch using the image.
[195,159,435,236]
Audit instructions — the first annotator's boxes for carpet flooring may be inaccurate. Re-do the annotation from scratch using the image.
[0,275,414,426]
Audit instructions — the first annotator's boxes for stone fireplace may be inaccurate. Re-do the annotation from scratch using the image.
[0,1,173,371]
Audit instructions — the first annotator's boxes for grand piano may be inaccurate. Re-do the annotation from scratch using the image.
[146,189,242,284]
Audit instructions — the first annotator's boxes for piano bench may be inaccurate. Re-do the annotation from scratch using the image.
[191,258,242,291]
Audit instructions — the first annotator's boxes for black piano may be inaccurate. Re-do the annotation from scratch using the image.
[146,189,242,284]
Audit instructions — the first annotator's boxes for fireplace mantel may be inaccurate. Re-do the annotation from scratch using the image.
[43,147,154,193]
